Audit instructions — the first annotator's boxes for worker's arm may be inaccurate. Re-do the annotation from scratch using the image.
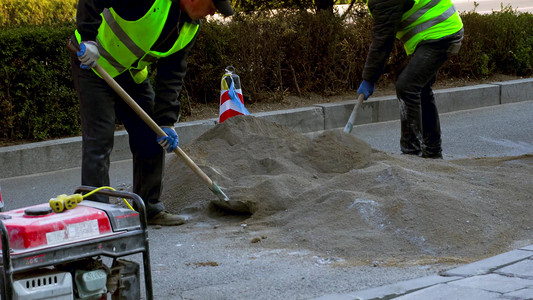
[76,0,109,41]
[153,30,199,126]
[362,0,411,83]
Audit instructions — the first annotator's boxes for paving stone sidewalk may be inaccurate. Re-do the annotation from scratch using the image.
[315,245,533,300]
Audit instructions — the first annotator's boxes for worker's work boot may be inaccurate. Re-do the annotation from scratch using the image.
[148,210,186,226]
[421,151,443,159]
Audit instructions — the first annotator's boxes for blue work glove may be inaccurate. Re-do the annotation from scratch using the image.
[357,80,375,100]
[157,126,179,153]
[77,41,99,69]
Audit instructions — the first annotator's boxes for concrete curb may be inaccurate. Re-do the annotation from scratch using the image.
[1,78,532,179]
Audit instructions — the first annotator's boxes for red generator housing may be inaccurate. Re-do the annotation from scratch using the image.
[0,186,153,300]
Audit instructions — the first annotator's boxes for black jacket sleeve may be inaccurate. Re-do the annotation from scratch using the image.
[76,0,109,41]
[362,0,412,83]
[153,32,198,126]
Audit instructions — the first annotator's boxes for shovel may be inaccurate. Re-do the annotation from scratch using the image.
[343,93,365,133]
[67,41,251,214]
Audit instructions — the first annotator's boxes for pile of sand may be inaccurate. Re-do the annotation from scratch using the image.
[162,115,533,264]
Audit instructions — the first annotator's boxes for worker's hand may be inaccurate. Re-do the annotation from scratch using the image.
[157,126,179,153]
[357,80,375,100]
[77,41,99,69]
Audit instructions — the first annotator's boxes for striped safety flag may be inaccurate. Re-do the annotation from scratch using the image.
[219,66,250,123]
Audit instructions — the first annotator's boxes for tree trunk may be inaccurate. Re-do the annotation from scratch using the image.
[315,0,334,13]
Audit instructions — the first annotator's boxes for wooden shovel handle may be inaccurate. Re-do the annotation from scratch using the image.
[343,93,365,133]
[67,40,215,188]
[94,64,215,187]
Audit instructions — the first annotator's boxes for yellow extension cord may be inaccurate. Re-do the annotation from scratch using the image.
[49,186,134,213]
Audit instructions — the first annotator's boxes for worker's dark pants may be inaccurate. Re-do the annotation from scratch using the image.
[71,58,165,219]
[396,41,451,157]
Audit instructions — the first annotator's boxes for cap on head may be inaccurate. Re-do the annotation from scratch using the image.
[213,0,234,16]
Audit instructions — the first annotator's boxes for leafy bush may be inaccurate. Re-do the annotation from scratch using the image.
[0,25,79,141]
[0,5,532,143]
[186,8,374,105]
[445,6,533,78]
[0,0,76,27]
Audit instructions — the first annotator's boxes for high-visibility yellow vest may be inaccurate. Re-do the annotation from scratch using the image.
[368,0,463,55]
[75,0,199,83]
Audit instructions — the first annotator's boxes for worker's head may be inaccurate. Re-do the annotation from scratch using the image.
[181,0,234,20]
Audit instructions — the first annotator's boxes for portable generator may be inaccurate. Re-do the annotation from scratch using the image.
[0,186,153,300]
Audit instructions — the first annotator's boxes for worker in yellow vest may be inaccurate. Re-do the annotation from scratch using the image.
[70,0,234,226]
[357,0,463,159]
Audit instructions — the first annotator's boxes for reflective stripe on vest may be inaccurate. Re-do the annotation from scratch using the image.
[75,0,199,83]
[366,0,463,56]
[396,0,463,55]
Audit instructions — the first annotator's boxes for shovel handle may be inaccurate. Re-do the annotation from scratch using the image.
[67,40,219,195]
[94,64,216,186]
[343,93,365,133]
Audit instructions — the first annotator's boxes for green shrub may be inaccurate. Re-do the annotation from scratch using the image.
[447,7,533,78]
[0,6,532,144]
[185,8,374,104]
[0,25,79,141]
[0,0,76,27]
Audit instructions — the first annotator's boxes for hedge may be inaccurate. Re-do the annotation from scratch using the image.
[0,25,78,141]
[0,7,532,143]
[0,0,76,26]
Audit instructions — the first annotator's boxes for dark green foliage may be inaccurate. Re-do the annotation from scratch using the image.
[1,8,532,144]
[0,0,76,27]
[452,7,533,77]
[0,24,79,142]
[185,7,373,105]
[234,0,313,12]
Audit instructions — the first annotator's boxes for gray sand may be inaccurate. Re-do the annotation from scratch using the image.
[162,115,533,265]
